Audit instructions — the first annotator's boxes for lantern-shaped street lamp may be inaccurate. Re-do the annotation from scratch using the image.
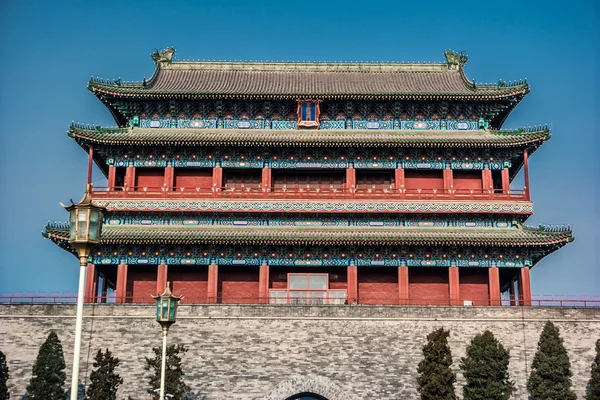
[61,184,106,400]
[152,283,182,400]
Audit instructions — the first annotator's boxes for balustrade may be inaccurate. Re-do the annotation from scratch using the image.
[90,185,527,201]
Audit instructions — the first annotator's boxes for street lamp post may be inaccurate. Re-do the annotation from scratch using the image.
[152,283,181,400]
[62,184,106,400]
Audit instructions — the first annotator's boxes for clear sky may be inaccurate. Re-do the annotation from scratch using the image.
[0,0,598,296]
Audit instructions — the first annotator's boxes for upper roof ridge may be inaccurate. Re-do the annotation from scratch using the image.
[150,47,463,72]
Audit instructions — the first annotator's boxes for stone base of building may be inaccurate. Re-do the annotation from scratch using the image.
[1,304,597,399]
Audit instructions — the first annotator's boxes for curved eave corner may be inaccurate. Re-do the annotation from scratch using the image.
[67,124,110,176]
[508,127,551,180]
[523,224,574,267]
[43,224,77,257]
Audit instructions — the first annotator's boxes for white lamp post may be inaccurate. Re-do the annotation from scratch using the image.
[152,283,181,400]
[62,184,106,400]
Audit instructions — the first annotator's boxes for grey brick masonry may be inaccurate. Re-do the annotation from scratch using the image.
[1,304,598,399]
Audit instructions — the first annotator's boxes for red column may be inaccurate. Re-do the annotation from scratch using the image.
[124,166,135,190]
[501,168,510,193]
[449,266,460,306]
[519,267,532,306]
[84,263,97,303]
[164,166,174,191]
[395,167,405,193]
[443,168,453,195]
[258,263,270,304]
[87,145,94,185]
[212,165,223,192]
[398,266,409,305]
[482,169,493,195]
[523,148,531,201]
[488,267,501,306]
[347,265,358,304]
[261,168,272,193]
[116,264,128,303]
[107,166,116,190]
[156,264,168,295]
[346,167,356,192]
[207,264,218,303]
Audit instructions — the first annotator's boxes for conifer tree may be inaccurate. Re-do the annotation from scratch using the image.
[0,350,9,400]
[527,321,576,400]
[460,330,514,400]
[587,338,600,400]
[417,328,457,400]
[145,343,190,399]
[87,349,123,400]
[26,331,66,400]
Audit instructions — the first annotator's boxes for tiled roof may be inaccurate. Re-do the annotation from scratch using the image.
[44,224,573,248]
[88,49,529,100]
[69,126,550,149]
[89,66,528,100]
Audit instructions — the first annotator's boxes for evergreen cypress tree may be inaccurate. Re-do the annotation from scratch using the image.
[26,331,66,400]
[417,328,457,400]
[86,349,123,400]
[527,321,576,400]
[587,338,600,400]
[0,350,9,400]
[460,330,515,400]
[145,344,190,399]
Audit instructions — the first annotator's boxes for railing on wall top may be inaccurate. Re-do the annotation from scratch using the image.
[1,293,598,307]
[90,187,527,201]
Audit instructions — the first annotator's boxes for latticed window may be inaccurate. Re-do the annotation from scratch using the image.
[269,273,346,304]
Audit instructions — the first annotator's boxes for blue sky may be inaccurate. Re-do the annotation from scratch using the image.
[0,0,598,296]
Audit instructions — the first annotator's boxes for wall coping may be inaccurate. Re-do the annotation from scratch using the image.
[1,303,599,322]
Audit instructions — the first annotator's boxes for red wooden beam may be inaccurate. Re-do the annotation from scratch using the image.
[398,266,409,305]
[523,148,531,201]
[84,263,97,303]
[207,264,218,303]
[156,264,168,295]
[116,264,128,303]
[87,145,94,185]
[488,267,501,306]
[347,265,358,304]
[449,267,460,306]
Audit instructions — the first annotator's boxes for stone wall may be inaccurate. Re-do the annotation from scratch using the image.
[0,304,598,400]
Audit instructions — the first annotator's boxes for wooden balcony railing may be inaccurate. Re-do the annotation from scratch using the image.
[91,186,528,201]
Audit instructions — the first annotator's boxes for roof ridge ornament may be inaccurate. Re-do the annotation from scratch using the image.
[444,50,468,70]
[151,47,175,66]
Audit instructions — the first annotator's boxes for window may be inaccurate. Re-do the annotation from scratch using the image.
[269,273,347,305]
[297,101,321,129]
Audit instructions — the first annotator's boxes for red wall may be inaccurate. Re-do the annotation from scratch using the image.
[135,168,164,191]
[174,168,212,190]
[453,171,483,190]
[126,265,157,303]
[409,268,449,305]
[169,265,208,304]
[218,266,259,304]
[459,268,489,306]
[404,170,444,190]
[358,267,398,305]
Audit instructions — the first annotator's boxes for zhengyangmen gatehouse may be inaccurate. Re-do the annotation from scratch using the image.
[44,48,573,307]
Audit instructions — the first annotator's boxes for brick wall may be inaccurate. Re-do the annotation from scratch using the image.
[459,268,489,306]
[357,267,398,305]
[219,266,259,304]
[409,268,449,305]
[1,304,598,400]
